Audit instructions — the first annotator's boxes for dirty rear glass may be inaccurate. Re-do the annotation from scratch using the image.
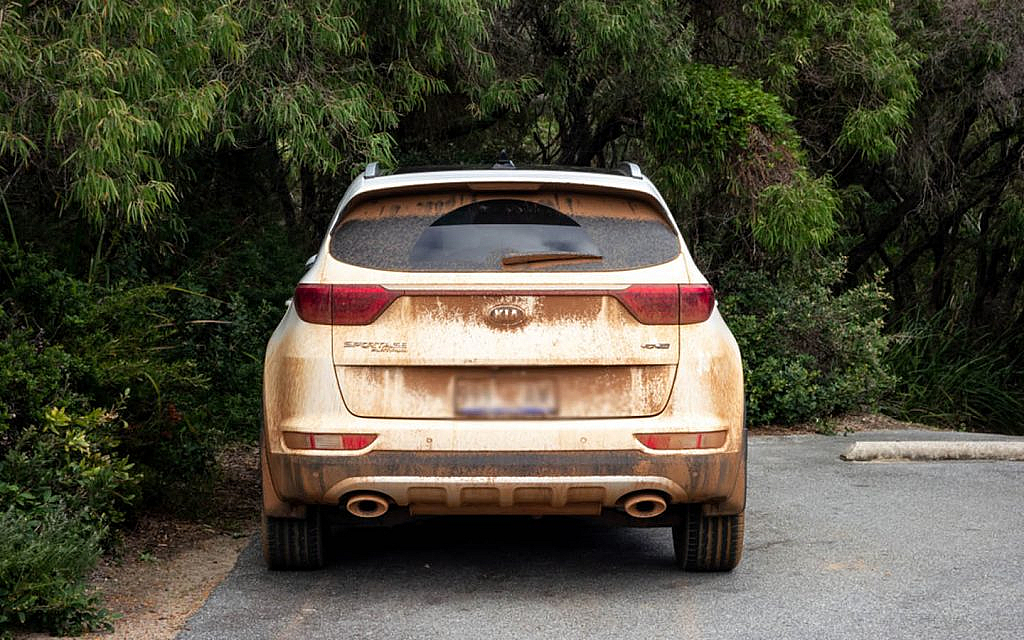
[329,191,680,272]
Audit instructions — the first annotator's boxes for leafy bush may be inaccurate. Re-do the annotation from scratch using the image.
[0,404,134,636]
[0,505,109,637]
[648,63,800,201]
[0,243,213,491]
[717,259,894,426]
[1,406,139,532]
[885,313,1024,435]
[752,169,839,255]
[0,307,79,443]
[0,213,301,634]
[0,242,214,634]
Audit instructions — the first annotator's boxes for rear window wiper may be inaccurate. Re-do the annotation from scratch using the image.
[501,251,603,266]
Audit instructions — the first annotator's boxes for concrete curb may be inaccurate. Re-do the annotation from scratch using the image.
[841,441,1024,462]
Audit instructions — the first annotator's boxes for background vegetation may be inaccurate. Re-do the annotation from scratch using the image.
[1,0,1021,634]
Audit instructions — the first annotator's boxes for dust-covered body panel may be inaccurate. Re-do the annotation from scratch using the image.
[261,164,746,571]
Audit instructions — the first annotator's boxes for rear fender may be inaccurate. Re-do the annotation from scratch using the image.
[668,308,745,451]
[263,306,351,443]
[261,429,307,519]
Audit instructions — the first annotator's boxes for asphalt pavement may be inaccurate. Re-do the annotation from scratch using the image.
[178,430,1024,640]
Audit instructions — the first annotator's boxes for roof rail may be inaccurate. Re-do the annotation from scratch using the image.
[363,162,380,178]
[618,162,643,179]
[492,150,515,169]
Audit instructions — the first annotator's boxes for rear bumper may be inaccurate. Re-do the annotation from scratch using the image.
[263,445,746,519]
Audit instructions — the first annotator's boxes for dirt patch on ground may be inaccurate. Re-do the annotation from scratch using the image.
[752,411,939,436]
[72,530,250,640]
[17,444,261,640]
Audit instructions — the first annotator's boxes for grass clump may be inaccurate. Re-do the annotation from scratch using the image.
[0,506,110,637]
[0,404,134,636]
[885,313,1024,435]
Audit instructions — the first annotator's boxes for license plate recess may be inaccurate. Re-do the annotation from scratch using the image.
[454,376,557,418]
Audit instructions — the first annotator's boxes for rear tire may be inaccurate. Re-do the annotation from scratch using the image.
[262,508,326,570]
[672,507,744,572]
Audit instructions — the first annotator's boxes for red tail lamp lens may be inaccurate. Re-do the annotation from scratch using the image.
[679,284,715,324]
[614,285,680,324]
[283,432,378,451]
[332,285,400,325]
[293,285,399,325]
[292,284,333,324]
[614,284,715,325]
[635,431,727,450]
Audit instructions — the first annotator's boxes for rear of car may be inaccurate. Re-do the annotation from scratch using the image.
[261,163,746,571]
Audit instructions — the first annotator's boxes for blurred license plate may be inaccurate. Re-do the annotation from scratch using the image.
[454,377,557,418]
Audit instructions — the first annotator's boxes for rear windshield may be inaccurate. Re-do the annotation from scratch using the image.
[329,190,680,272]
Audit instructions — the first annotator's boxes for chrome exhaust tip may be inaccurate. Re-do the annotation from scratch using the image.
[622,492,668,518]
[346,493,390,518]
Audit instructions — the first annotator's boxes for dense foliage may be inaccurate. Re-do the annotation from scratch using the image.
[0,408,121,635]
[0,253,120,632]
[1,0,1022,634]
[718,261,893,426]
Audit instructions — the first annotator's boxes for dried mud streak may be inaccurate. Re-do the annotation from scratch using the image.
[330,292,678,368]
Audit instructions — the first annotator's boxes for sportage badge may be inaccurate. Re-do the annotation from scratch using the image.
[487,304,527,327]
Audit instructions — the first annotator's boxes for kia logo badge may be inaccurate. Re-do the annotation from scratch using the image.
[487,304,526,327]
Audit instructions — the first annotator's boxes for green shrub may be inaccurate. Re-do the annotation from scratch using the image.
[170,284,283,442]
[1,243,214,494]
[0,242,216,635]
[0,505,110,637]
[165,213,307,441]
[1,406,139,534]
[718,259,894,426]
[0,307,80,445]
[0,404,134,637]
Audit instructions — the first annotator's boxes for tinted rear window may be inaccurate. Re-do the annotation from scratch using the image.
[329,191,680,272]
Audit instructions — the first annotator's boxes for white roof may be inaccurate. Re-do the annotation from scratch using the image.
[325,165,676,234]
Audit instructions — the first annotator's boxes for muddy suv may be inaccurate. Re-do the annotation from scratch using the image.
[261,162,746,571]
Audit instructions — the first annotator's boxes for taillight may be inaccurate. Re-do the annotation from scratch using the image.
[293,284,399,325]
[614,284,715,325]
[292,283,712,325]
[615,285,679,324]
[332,285,400,324]
[292,284,333,324]
[282,432,378,451]
[679,284,715,324]
[635,431,727,450]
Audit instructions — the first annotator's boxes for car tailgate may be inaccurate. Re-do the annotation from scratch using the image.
[331,289,679,418]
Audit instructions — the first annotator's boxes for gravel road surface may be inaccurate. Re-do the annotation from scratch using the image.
[178,430,1024,640]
